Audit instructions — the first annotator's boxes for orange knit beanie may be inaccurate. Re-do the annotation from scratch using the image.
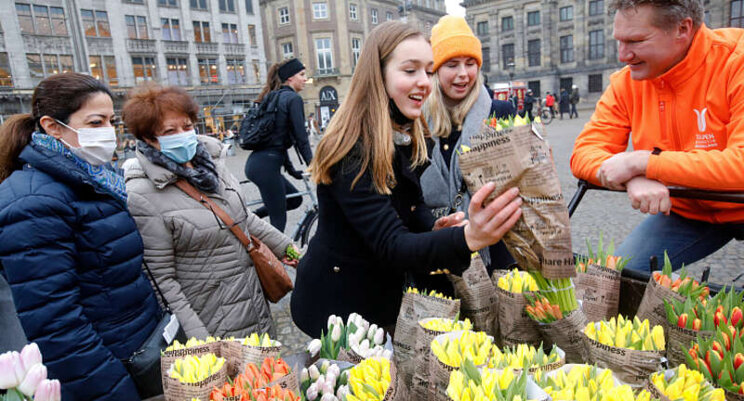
[430,15,482,72]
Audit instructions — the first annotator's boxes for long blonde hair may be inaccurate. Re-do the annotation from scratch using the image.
[309,21,428,195]
[426,72,483,138]
[257,59,292,102]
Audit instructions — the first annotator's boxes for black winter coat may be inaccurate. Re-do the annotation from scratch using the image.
[260,86,313,164]
[290,143,472,337]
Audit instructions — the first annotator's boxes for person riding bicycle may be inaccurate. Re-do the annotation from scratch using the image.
[245,58,313,232]
[570,0,744,272]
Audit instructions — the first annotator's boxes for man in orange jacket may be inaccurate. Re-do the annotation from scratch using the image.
[571,0,744,272]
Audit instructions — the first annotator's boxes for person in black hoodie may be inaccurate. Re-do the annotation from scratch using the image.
[245,58,313,231]
[290,22,522,337]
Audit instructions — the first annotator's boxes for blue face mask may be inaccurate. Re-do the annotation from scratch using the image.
[158,130,198,164]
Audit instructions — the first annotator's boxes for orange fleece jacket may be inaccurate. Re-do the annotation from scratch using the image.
[571,26,744,224]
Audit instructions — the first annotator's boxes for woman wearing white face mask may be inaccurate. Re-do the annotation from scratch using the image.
[0,73,161,400]
[122,84,299,339]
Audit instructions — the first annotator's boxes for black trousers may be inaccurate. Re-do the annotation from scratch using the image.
[244,149,302,232]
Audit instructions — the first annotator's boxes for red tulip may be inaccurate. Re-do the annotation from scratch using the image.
[733,307,744,328]
[678,313,689,328]
[692,318,702,331]
[735,353,744,371]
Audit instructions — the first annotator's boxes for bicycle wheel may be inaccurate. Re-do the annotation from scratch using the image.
[298,208,319,248]
[541,109,554,125]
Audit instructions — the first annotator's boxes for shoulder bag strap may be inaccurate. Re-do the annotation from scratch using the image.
[141,260,172,314]
[173,179,255,251]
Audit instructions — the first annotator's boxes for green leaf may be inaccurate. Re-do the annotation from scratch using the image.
[362,383,381,399]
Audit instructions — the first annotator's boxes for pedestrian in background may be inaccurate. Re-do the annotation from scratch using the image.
[545,91,556,118]
[559,88,571,120]
[291,21,522,337]
[245,58,312,231]
[420,15,516,294]
[524,89,535,121]
[123,84,299,338]
[0,73,160,400]
[570,85,580,119]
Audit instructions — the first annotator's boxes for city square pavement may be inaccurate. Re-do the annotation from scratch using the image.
[223,108,743,353]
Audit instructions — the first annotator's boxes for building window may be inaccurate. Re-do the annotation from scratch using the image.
[125,16,148,39]
[81,9,111,37]
[476,21,488,36]
[132,56,157,83]
[166,57,189,86]
[482,47,490,72]
[0,53,12,87]
[559,6,573,21]
[193,21,211,42]
[245,0,254,14]
[501,43,514,69]
[198,58,218,84]
[313,2,328,19]
[124,0,145,3]
[349,4,358,20]
[158,0,178,6]
[315,38,334,74]
[190,0,208,10]
[219,0,236,13]
[279,7,290,24]
[90,55,118,86]
[351,37,362,69]
[527,39,541,66]
[282,41,294,59]
[26,54,43,79]
[588,73,603,92]
[27,53,74,79]
[527,11,540,27]
[589,0,604,16]
[252,60,261,82]
[226,58,246,84]
[222,23,238,43]
[371,8,378,24]
[248,25,257,47]
[17,4,68,36]
[387,11,394,21]
[500,16,513,32]
[732,0,744,27]
[528,80,541,97]
[560,35,574,63]
[162,18,181,41]
[589,29,605,59]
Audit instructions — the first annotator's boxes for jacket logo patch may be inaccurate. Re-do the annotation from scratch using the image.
[694,108,707,132]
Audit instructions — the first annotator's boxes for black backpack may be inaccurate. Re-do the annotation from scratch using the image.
[238,90,282,150]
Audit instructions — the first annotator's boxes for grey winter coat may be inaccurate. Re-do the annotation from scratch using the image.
[124,135,292,338]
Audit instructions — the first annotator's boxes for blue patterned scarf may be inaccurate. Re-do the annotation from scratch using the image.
[31,133,128,203]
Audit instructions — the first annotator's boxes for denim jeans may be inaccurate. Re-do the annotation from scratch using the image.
[616,212,744,272]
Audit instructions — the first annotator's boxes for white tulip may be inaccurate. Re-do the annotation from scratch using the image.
[374,328,385,345]
[327,315,336,331]
[320,393,337,401]
[301,367,309,383]
[307,339,322,357]
[367,324,378,341]
[18,363,46,397]
[320,360,330,374]
[308,365,320,381]
[327,364,340,378]
[321,381,334,395]
[359,339,370,355]
[307,383,319,401]
[331,325,342,342]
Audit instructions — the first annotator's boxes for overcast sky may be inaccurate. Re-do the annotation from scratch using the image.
[445,0,466,16]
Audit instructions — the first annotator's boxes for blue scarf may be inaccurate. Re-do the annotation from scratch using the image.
[31,133,128,203]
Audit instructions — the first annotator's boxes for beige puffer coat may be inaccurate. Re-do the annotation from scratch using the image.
[124,135,292,338]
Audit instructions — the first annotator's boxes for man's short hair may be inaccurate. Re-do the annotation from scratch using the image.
[609,0,704,30]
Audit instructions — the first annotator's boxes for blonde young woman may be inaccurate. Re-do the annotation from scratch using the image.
[290,21,523,337]
[420,16,517,293]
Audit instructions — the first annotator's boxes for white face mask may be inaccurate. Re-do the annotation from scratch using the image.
[55,120,117,166]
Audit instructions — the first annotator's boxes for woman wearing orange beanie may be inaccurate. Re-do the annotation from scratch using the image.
[420,15,517,292]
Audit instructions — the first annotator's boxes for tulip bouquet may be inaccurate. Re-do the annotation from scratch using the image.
[420,318,473,333]
[487,343,563,372]
[430,331,494,368]
[686,324,744,394]
[525,271,578,323]
[165,336,222,352]
[169,353,226,384]
[496,269,539,293]
[665,287,744,332]
[405,287,453,300]
[484,114,533,130]
[446,360,532,401]
[649,364,724,401]
[532,364,652,401]
[243,333,281,347]
[345,357,392,401]
[584,315,666,352]
[651,253,709,301]
[300,360,351,401]
[575,234,630,273]
[0,343,60,401]
[209,357,294,401]
[318,314,390,361]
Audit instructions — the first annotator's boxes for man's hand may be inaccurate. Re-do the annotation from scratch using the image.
[597,150,651,190]
[626,176,671,215]
[433,211,466,231]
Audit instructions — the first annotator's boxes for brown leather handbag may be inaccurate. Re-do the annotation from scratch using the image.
[175,179,293,303]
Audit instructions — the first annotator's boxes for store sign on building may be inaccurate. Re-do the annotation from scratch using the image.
[319,86,338,104]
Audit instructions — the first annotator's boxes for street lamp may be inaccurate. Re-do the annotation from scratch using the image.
[507,60,515,82]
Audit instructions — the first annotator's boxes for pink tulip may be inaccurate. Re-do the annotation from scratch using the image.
[0,351,25,389]
[19,343,42,372]
[18,363,46,397]
[34,379,61,401]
